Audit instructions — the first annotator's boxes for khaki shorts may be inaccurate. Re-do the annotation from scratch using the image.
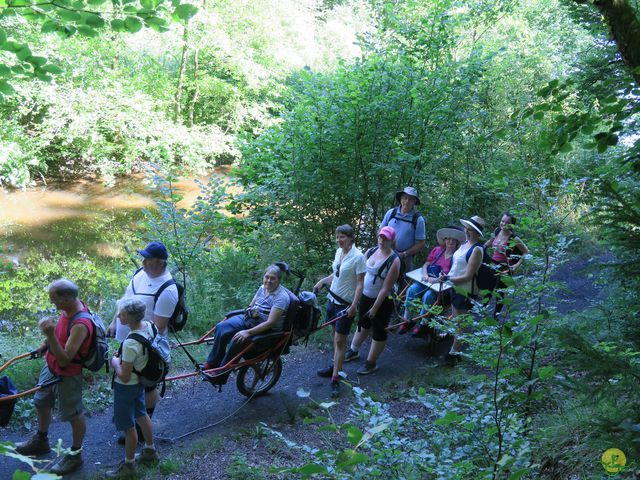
[33,365,84,422]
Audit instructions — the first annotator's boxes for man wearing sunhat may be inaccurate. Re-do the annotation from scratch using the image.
[107,241,178,447]
[379,186,426,271]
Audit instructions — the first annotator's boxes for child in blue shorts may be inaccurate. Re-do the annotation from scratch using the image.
[107,298,159,478]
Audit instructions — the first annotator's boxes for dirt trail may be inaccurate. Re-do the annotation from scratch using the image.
[1,255,606,479]
[1,337,435,479]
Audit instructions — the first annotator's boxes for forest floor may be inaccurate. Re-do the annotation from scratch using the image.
[0,254,609,479]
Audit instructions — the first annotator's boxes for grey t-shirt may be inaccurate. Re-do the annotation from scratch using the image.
[251,285,290,331]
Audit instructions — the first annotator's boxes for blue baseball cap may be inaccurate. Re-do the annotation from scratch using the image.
[138,241,168,260]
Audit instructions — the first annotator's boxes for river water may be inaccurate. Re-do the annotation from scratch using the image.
[0,172,227,263]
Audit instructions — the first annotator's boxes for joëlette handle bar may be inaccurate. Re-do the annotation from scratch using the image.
[0,352,32,375]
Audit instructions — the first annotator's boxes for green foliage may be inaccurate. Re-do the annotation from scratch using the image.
[1,439,72,478]
[0,0,198,95]
[226,454,266,480]
[269,384,529,479]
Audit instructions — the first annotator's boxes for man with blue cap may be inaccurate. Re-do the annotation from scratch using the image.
[107,241,178,449]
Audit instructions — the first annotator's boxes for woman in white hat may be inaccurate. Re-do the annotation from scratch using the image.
[438,215,486,360]
[399,225,465,335]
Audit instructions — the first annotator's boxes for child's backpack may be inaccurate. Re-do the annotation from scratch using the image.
[465,243,498,295]
[293,291,320,341]
[131,268,189,332]
[119,322,171,394]
[365,247,403,284]
[69,309,109,372]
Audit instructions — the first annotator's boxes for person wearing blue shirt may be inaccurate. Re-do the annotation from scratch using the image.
[379,186,426,271]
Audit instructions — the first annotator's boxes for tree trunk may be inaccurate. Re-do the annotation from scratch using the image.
[587,0,640,84]
[174,25,190,123]
[187,47,200,127]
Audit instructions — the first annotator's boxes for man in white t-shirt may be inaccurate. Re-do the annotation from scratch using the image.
[107,241,178,444]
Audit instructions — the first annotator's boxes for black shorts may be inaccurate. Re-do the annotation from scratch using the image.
[326,300,354,336]
[451,291,474,311]
[358,294,394,342]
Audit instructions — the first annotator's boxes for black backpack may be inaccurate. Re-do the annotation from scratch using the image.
[131,268,189,332]
[293,291,321,338]
[365,247,402,284]
[118,322,171,388]
[465,243,498,294]
[68,309,109,372]
[388,207,423,229]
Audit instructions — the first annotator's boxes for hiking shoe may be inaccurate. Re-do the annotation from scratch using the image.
[343,348,360,363]
[330,380,340,398]
[105,461,136,479]
[50,451,83,476]
[135,446,159,465]
[316,365,334,378]
[14,434,51,456]
[357,362,378,375]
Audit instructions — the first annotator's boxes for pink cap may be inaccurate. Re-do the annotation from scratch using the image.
[378,226,396,240]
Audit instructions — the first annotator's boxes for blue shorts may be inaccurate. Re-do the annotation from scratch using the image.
[113,382,146,431]
[326,300,353,336]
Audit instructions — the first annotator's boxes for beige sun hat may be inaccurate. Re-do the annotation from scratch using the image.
[460,215,486,237]
[436,225,466,245]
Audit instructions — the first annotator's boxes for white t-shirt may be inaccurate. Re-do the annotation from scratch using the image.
[328,246,366,305]
[115,269,179,341]
[115,321,154,386]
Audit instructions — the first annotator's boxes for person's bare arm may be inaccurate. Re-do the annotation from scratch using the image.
[41,319,88,368]
[348,273,365,318]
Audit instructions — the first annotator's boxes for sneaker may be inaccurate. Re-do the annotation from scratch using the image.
[316,365,334,378]
[14,434,51,456]
[330,380,340,398]
[135,446,159,465]
[357,362,378,375]
[50,451,83,476]
[343,348,360,363]
[105,461,136,479]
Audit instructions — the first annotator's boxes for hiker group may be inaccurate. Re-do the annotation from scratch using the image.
[313,186,528,398]
[10,185,528,478]
[14,242,181,478]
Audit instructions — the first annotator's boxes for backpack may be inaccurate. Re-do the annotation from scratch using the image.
[120,322,171,389]
[293,291,321,337]
[131,268,189,332]
[365,247,402,284]
[68,309,109,372]
[388,207,423,229]
[465,243,498,294]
